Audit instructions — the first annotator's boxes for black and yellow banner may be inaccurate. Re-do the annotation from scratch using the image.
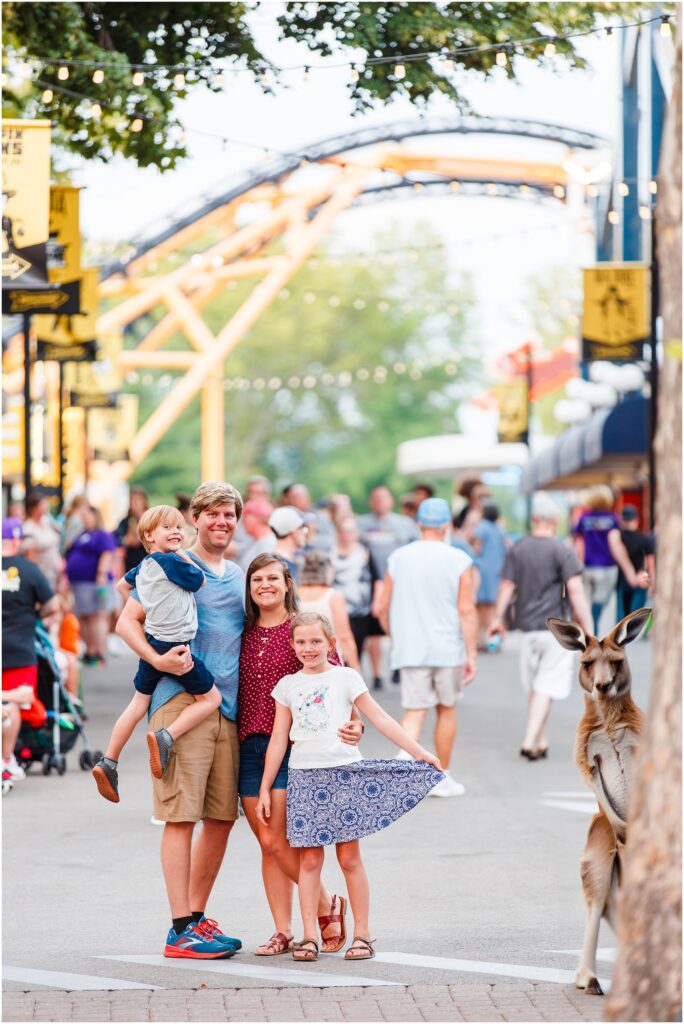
[582,264,651,362]
[47,186,82,284]
[5,279,81,316]
[34,267,98,345]
[37,339,97,362]
[496,378,529,444]
[88,395,138,462]
[2,120,51,289]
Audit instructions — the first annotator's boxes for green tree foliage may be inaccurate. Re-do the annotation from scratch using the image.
[3,1,635,168]
[128,225,478,508]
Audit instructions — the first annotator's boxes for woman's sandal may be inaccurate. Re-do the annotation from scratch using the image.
[344,936,375,961]
[318,893,347,953]
[255,932,294,956]
[293,938,319,962]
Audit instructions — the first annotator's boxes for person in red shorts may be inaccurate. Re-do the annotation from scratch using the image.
[2,518,59,782]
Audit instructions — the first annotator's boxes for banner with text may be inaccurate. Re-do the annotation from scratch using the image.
[496,378,529,444]
[582,264,651,362]
[2,120,52,289]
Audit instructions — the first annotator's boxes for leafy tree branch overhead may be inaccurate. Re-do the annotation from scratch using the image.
[3,1,642,169]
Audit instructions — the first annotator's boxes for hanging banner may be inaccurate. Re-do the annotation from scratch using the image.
[34,267,98,345]
[65,327,122,404]
[62,406,86,495]
[2,120,52,288]
[37,339,97,362]
[88,394,138,462]
[1,394,25,480]
[5,279,81,316]
[47,186,82,284]
[582,264,651,362]
[496,379,529,444]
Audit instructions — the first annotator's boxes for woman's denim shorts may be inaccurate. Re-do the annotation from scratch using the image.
[238,733,290,798]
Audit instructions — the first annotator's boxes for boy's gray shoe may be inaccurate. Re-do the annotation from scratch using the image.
[147,728,174,779]
[93,758,120,803]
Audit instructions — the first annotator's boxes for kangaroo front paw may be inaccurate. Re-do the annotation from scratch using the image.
[575,969,603,996]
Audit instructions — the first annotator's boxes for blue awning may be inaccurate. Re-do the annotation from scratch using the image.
[521,396,649,493]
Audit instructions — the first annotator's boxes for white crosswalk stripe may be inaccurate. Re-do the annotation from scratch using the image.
[3,966,161,991]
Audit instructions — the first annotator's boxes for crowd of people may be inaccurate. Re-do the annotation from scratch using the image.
[1,473,654,956]
[2,476,654,790]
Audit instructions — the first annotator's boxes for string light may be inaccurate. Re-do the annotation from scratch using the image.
[638,205,651,220]
[214,71,225,87]
[587,184,599,198]
[618,182,629,197]
[349,65,360,83]
[544,40,556,57]
[57,65,69,80]
[441,57,455,73]
[553,185,566,199]
[13,13,665,84]
[649,179,658,194]
[41,88,53,102]
[302,66,310,82]
[92,67,104,84]
[605,27,616,46]
[173,71,185,88]
[130,117,144,132]
[90,102,101,119]
[394,63,406,80]
[496,51,508,67]
[608,209,619,225]
[132,70,145,86]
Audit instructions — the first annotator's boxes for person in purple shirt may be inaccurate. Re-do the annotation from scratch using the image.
[571,486,646,634]
[65,505,117,665]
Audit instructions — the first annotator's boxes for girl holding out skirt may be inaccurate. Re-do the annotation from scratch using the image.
[256,611,444,962]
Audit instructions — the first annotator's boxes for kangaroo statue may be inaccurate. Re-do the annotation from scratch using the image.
[546,606,652,996]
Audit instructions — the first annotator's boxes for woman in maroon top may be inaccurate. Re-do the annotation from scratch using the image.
[238,552,362,955]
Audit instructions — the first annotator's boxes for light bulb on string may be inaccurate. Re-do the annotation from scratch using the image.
[57,65,69,80]
[608,209,619,225]
[302,66,310,83]
[394,63,406,80]
[487,182,498,195]
[441,57,454,73]
[618,182,629,197]
[91,102,102,119]
[544,39,556,57]
[41,88,53,103]
[638,205,651,220]
[450,180,460,191]
[132,70,145,86]
[660,16,672,37]
[496,51,508,67]
[553,184,566,199]
[349,65,360,83]
[174,71,186,89]
[649,180,658,194]
[92,67,104,84]
[605,27,616,46]
[130,117,144,132]
[587,183,599,198]
[214,72,225,87]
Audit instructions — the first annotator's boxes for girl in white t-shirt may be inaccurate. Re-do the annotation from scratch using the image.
[256,611,443,963]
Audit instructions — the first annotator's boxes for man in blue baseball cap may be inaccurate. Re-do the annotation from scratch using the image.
[378,498,478,797]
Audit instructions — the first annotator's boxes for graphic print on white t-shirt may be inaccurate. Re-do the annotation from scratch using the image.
[271,665,368,769]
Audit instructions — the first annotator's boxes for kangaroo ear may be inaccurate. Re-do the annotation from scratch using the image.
[607,608,653,647]
[546,617,588,651]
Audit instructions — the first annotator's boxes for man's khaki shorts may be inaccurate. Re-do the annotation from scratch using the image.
[149,692,239,823]
[399,666,463,709]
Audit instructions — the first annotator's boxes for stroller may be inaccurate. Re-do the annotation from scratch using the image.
[15,622,101,775]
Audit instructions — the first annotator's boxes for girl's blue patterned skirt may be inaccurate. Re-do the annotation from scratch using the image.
[286,758,444,847]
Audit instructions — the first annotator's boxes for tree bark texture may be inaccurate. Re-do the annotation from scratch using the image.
[605,38,682,1024]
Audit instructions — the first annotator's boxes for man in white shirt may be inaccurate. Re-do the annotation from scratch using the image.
[379,498,478,797]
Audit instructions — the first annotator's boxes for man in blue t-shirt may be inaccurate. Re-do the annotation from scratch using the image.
[116,483,246,960]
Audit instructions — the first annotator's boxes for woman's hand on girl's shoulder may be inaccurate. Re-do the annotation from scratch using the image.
[256,791,271,825]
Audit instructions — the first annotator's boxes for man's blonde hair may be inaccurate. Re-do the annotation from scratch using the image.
[137,505,185,551]
[190,482,243,521]
[290,611,335,642]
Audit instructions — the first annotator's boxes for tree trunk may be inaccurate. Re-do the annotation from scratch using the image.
[604,37,682,1024]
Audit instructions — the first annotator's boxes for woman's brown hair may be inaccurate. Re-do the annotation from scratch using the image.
[244,552,299,631]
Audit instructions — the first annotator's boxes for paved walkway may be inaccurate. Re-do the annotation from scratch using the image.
[3,980,604,1022]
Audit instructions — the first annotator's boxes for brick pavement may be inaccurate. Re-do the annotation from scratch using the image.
[2,983,605,1022]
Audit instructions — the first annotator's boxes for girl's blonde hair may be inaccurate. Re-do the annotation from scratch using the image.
[290,611,335,642]
[585,485,614,511]
[137,505,185,551]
